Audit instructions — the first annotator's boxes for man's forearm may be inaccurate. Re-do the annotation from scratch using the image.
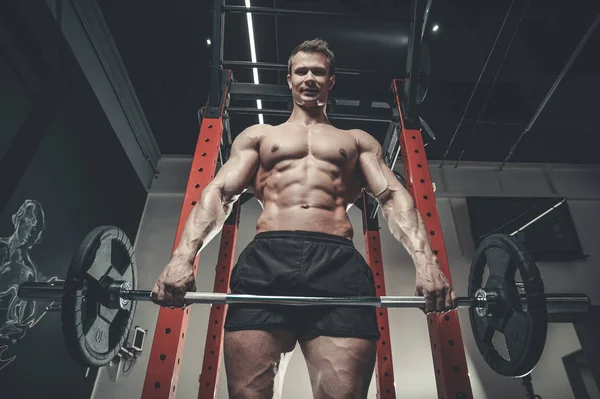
[380,195,438,270]
[171,185,232,266]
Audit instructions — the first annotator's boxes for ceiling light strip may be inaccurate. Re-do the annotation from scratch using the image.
[245,0,263,124]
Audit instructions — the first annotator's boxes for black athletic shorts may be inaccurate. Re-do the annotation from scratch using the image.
[224,230,380,341]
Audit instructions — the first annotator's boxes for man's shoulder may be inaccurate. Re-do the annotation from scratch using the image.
[346,128,368,137]
[346,128,379,151]
[240,123,272,136]
[241,123,282,139]
[234,123,273,147]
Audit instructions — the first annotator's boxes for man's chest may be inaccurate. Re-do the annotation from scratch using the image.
[259,127,359,169]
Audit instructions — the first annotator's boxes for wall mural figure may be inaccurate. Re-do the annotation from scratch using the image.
[0,200,59,370]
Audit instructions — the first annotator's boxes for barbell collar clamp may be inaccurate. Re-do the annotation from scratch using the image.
[106,281,132,310]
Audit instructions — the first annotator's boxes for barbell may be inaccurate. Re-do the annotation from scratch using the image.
[17,226,591,377]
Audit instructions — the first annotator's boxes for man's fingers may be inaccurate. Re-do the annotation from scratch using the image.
[449,288,458,309]
[151,283,164,304]
[436,289,445,312]
[424,291,436,313]
[151,281,191,308]
[161,289,174,307]
[172,286,187,308]
[444,288,455,311]
[415,286,428,313]
[163,284,190,308]
[415,286,422,297]
[158,284,178,308]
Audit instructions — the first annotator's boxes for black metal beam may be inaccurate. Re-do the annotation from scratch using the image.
[229,82,290,99]
[229,82,393,108]
[438,0,524,168]
[499,10,600,170]
[222,5,403,22]
[227,107,394,123]
[402,0,427,127]
[222,60,398,77]
[421,0,434,42]
[208,0,225,117]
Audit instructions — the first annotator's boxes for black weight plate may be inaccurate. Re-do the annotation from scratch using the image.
[468,234,547,377]
[62,226,137,367]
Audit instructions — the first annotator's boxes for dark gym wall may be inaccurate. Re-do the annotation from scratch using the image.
[0,57,32,162]
[0,2,147,398]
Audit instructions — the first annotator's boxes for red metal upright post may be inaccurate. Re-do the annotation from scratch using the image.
[197,201,241,398]
[360,192,397,399]
[392,79,473,399]
[141,71,233,399]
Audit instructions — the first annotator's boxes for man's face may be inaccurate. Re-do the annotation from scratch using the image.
[287,51,335,108]
[15,204,37,246]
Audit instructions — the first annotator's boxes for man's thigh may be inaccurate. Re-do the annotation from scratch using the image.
[300,335,377,399]
[224,329,296,399]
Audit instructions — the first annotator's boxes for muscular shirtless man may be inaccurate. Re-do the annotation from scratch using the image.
[152,39,457,399]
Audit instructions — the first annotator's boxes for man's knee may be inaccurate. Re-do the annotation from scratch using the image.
[313,377,370,399]
[303,337,376,399]
[226,360,280,399]
[224,329,295,398]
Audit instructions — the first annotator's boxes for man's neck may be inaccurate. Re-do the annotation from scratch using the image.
[287,103,330,126]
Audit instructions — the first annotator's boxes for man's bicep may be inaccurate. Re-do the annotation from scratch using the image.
[363,157,412,206]
[357,132,412,207]
[210,128,260,199]
[358,133,397,196]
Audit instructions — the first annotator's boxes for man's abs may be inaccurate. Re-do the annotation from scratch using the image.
[256,203,354,239]
[250,123,363,240]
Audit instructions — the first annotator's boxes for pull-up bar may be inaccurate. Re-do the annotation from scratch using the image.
[222,4,404,22]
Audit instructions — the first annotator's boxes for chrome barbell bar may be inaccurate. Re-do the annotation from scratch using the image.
[123,289,482,308]
[18,282,591,320]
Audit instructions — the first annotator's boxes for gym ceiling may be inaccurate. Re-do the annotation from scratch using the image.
[99,0,600,166]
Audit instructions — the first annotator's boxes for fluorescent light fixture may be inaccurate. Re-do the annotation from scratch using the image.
[257,99,264,124]
[510,199,566,236]
[245,0,263,123]
[432,24,439,32]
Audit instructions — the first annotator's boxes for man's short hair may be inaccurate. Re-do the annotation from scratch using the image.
[287,38,335,76]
